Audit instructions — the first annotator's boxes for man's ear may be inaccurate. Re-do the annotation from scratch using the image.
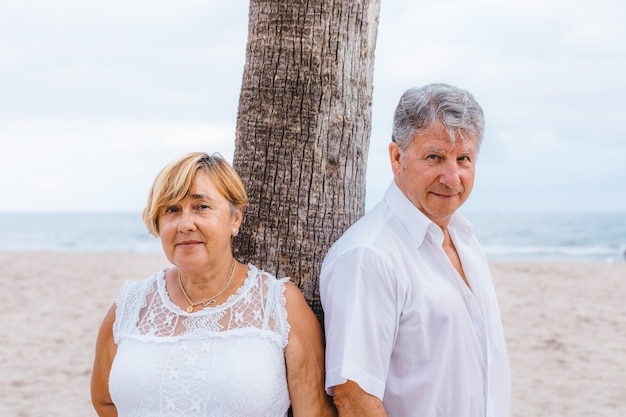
[389,141,403,176]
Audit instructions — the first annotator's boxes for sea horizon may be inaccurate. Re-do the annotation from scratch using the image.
[0,211,625,263]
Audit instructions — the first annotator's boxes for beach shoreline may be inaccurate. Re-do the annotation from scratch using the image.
[1,252,624,417]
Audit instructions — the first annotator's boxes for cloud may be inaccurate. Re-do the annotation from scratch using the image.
[0,1,248,120]
[369,0,626,212]
[0,117,235,211]
[1,0,625,212]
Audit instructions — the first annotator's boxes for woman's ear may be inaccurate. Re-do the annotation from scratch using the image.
[231,206,243,236]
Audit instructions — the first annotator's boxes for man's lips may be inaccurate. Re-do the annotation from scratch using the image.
[430,191,459,198]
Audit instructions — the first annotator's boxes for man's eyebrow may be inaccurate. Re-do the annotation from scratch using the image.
[423,146,445,154]
[459,147,477,155]
[422,146,476,155]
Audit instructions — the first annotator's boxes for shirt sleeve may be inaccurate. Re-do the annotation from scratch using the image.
[320,246,402,400]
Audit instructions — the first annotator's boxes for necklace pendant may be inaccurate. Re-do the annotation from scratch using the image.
[186,305,194,313]
[202,299,216,307]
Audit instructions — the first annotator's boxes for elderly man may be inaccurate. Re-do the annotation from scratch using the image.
[320,83,511,417]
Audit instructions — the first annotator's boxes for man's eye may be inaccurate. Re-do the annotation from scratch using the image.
[458,156,471,163]
[427,154,440,161]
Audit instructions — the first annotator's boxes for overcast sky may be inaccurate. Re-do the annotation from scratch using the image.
[1,0,625,213]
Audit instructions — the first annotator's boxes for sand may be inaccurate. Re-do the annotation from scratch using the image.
[0,252,624,417]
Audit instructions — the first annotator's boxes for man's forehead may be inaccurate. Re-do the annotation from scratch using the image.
[414,133,477,151]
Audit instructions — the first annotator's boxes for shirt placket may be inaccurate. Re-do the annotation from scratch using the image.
[462,286,489,411]
[432,227,490,415]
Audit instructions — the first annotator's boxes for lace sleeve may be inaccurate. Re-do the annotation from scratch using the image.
[262,274,291,348]
[112,275,155,344]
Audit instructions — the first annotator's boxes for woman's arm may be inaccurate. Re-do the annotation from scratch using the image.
[283,282,337,417]
[91,304,118,417]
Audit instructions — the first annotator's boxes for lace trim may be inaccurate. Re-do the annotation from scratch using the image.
[157,264,259,315]
[113,265,290,347]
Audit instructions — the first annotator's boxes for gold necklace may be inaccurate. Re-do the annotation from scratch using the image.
[178,259,236,313]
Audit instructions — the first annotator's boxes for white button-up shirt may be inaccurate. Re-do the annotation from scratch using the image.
[320,182,510,417]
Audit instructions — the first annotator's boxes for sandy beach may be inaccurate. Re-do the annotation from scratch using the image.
[1,252,624,417]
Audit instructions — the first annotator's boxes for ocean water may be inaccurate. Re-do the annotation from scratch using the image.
[0,211,625,262]
[0,212,162,254]
[465,211,626,262]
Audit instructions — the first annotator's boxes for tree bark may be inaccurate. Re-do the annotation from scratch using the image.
[233,0,380,322]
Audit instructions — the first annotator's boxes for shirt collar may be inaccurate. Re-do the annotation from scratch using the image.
[383,181,474,244]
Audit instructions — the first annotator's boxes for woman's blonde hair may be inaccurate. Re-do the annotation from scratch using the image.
[142,152,249,236]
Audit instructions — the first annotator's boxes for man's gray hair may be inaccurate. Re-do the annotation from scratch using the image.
[391,83,485,151]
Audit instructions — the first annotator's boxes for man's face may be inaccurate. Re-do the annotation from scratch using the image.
[389,123,478,229]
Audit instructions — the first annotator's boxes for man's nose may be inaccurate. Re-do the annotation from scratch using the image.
[439,160,461,188]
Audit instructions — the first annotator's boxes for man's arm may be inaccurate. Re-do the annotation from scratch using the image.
[332,380,387,417]
[321,249,397,417]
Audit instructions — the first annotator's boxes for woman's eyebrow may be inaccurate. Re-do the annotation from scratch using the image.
[191,193,211,200]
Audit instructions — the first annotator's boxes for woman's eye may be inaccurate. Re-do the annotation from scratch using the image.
[195,203,213,211]
[165,206,179,214]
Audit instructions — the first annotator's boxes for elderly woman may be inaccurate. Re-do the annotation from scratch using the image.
[91,152,335,417]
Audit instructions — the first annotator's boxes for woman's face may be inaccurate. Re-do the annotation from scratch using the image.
[157,171,242,274]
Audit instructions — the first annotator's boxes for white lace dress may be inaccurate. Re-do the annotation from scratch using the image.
[109,264,291,417]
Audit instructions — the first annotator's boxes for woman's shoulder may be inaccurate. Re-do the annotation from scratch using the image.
[118,269,166,297]
[246,263,291,287]
[247,264,305,308]
[113,269,168,342]
[282,280,308,311]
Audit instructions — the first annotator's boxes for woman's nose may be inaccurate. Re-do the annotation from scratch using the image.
[177,209,197,232]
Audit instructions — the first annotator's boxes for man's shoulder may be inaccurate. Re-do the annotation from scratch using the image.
[344,200,394,234]
[327,202,405,260]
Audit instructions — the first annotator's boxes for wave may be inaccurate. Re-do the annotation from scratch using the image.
[1,211,625,262]
[483,244,626,262]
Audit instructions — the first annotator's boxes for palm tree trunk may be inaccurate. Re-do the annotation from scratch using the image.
[233,0,380,322]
